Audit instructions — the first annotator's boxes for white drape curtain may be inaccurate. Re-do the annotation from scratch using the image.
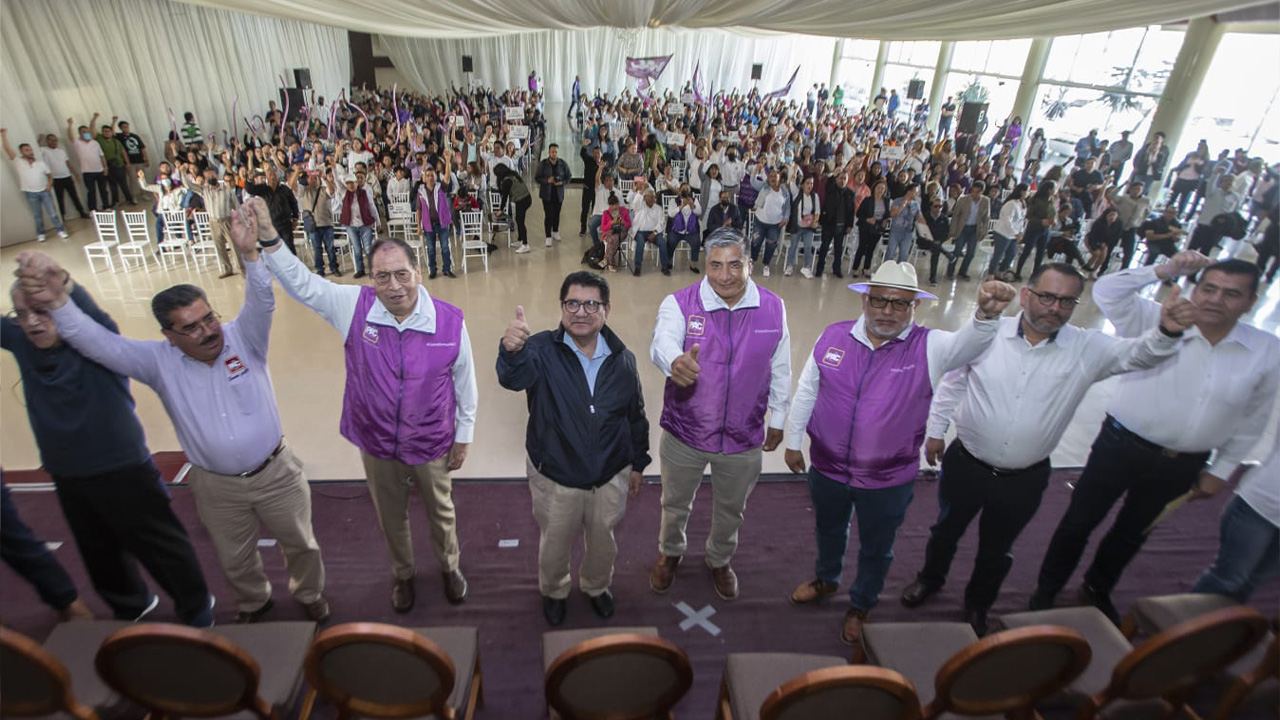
[0,0,350,244]
[174,0,1262,40]
[380,28,839,101]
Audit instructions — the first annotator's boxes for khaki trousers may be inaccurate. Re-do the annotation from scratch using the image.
[360,452,460,579]
[187,444,325,612]
[528,457,629,599]
[210,218,242,275]
[658,431,763,567]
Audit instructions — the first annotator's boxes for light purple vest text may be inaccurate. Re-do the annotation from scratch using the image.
[340,286,462,464]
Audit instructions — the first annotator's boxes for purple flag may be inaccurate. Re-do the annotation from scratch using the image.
[764,66,800,101]
[692,61,707,104]
[626,55,672,97]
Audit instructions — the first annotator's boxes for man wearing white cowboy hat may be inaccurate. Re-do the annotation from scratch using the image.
[784,260,1016,646]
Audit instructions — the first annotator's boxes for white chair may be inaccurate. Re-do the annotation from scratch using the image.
[619,179,635,204]
[118,211,153,272]
[86,211,120,273]
[294,226,311,263]
[332,226,353,272]
[487,190,515,248]
[189,212,219,268]
[386,201,416,243]
[458,210,488,273]
[158,210,191,270]
[671,160,688,183]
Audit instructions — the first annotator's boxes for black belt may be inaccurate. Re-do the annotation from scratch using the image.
[1104,416,1211,461]
[237,440,286,477]
[955,440,1049,477]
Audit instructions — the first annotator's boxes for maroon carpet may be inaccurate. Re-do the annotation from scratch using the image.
[1,472,1274,718]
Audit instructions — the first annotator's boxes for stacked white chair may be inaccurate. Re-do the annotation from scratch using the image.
[118,211,153,272]
[86,211,121,273]
[158,210,191,270]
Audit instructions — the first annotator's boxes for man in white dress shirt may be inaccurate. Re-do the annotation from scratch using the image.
[1032,252,1280,623]
[2,130,67,242]
[260,223,478,614]
[41,134,87,220]
[901,263,1194,634]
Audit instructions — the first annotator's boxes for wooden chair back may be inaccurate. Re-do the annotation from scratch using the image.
[0,627,99,720]
[761,665,921,720]
[545,633,693,720]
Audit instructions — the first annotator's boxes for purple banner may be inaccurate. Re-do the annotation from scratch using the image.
[764,66,800,101]
[626,55,672,97]
[692,62,707,104]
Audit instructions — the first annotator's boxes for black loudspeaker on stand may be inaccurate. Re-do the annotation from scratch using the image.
[751,64,763,81]
[957,102,988,135]
[462,55,474,73]
[293,68,311,90]
[907,79,925,100]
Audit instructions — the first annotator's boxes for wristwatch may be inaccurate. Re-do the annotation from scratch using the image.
[258,238,281,248]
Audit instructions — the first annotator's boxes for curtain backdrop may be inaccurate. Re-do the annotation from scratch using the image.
[381,28,839,101]
[0,0,349,244]
[172,0,1264,40]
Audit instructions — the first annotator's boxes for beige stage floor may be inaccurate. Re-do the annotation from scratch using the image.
[3,205,1278,479]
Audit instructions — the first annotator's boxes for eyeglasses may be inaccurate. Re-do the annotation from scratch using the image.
[373,269,414,286]
[1027,290,1081,308]
[170,311,221,337]
[5,309,51,325]
[562,299,604,314]
[866,295,915,311]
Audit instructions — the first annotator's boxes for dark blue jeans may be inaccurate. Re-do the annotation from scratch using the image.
[1192,495,1280,602]
[808,468,915,612]
[750,221,783,265]
[1037,417,1206,598]
[310,226,338,273]
[947,225,979,277]
[1,481,79,611]
[634,230,668,270]
[423,225,452,273]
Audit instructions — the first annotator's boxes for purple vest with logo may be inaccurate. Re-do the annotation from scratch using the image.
[660,283,783,454]
[807,321,933,489]
[340,286,463,464]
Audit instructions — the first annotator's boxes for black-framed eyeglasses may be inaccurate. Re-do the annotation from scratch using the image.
[562,299,604,314]
[373,269,414,286]
[171,311,221,337]
[1027,289,1080,308]
[4,309,51,325]
[866,295,915,311]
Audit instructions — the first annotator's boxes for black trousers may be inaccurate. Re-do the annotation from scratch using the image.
[579,185,594,233]
[514,195,532,245]
[1187,223,1222,257]
[1036,417,1207,598]
[106,165,134,205]
[543,196,563,236]
[52,176,87,219]
[814,223,846,276]
[1,482,79,611]
[851,225,881,272]
[917,441,1050,612]
[53,460,211,622]
[272,221,297,255]
[83,171,109,211]
[1144,238,1178,265]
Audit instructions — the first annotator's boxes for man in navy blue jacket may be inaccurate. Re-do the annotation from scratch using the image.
[3,261,212,626]
[497,271,650,627]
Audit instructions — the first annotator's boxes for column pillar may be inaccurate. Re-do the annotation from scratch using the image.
[870,41,889,99]
[1146,16,1223,160]
[925,41,955,133]
[830,39,844,89]
[1010,37,1053,166]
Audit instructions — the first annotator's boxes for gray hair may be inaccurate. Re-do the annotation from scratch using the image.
[151,284,209,329]
[704,227,746,255]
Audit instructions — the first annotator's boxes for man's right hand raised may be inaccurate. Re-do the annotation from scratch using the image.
[1155,250,1213,281]
[14,251,70,310]
[670,343,700,387]
[502,305,530,353]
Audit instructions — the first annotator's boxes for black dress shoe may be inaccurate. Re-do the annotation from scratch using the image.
[588,589,615,619]
[233,598,274,624]
[352,271,367,279]
[900,578,941,608]
[543,596,567,626]
[443,569,468,605]
[1028,587,1055,611]
[443,270,457,278]
[632,268,640,277]
[1078,583,1121,626]
[964,607,989,636]
[833,270,844,279]
[392,577,415,614]
[428,271,438,279]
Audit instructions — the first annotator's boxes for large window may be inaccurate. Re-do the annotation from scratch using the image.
[1178,32,1280,167]
[885,41,940,68]
[950,39,1032,77]
[835,39,881,109]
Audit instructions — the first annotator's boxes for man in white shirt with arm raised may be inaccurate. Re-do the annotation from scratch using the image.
[2,129,67,242]
[1032,252,1280,623]
[258,223,478,614]
[901,262,1194,635]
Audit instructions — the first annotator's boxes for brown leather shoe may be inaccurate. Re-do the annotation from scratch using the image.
[790,578,839,604]
[649,555,682,594]
[841,608,869,646]
[710,562,739,601]
[392,577,415,614]
[303,596,331,622]
[443,568,468,605]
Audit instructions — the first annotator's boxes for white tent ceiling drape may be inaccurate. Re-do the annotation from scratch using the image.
[379,28,839,100]
[173,0,1262,40]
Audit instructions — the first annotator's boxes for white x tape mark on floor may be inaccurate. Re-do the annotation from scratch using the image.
[674,600,721,636]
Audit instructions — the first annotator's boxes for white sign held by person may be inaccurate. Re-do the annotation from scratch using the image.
[665,104,683,116]
[450,115,466,127]
[666,132,686,147]
[505,106,523,121]
[681,92,695,105]
[509,124,530,140]
[880,145,905,161]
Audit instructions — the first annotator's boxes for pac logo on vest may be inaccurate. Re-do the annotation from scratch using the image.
[362,324,380,345]
[224,355,248,379]
[821,347,845,368]
[686,315,706,336]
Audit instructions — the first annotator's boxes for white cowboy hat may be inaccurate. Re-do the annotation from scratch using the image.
[848,261,938,300]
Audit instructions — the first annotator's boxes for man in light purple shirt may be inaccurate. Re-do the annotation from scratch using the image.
[16,202,329,625]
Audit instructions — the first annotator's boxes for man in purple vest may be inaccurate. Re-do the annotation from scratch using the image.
[416,164,456,280]
[261,231,478,614]
[785,261,1015,645]
[648,227,792,601]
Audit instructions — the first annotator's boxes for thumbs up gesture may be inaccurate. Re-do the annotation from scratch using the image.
[1159,285,1197,334]
[670,343,701,387]
[502,305,531,353]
